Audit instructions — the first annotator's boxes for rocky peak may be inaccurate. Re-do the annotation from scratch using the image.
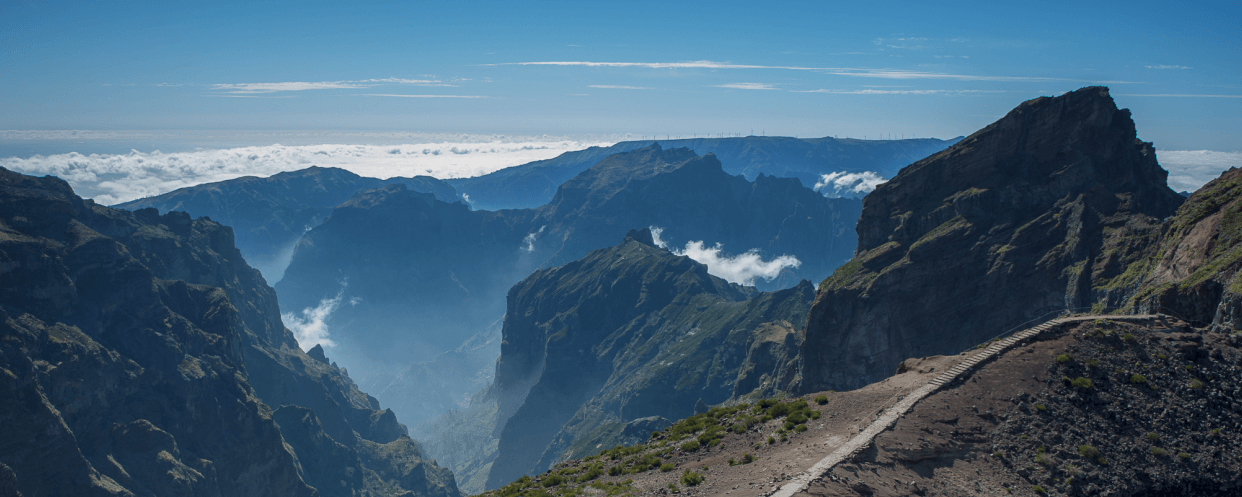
[858,86,1182,255]
[623,227,656,246]
[797,87,1185,392]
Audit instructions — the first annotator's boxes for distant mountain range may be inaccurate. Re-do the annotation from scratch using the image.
[448,136,961,210]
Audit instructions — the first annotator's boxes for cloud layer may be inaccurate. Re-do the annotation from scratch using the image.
[1,138,614,205]
[814,171,887,197]
[1158,150,1242,193]
[282,289,348,351]
[650,227,800,286]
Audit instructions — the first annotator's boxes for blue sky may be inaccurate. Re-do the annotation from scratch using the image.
[2,0,1239,152]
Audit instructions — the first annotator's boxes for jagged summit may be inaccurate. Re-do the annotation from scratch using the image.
[623,226,656,246]
[858,86,1182,254]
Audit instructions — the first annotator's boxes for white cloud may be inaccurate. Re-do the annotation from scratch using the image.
[1145,65,1191,70]
[506,60,1113,83]
[793,89,1007,95]
[713,83,778,90]
[649,227,800,286]
[0,138,616,205]
[1158,150,1242,193]
[210,78,454,94]
[360,94,487,98]
[588,85,654,90]
[814,171,888,198]
[1115,93,1241,98]
[282,286,351,351]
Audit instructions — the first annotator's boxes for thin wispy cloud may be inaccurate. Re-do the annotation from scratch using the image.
[588,85,655,90]
[793,88,1009,95]
[714,83,778,90]
[506,60,1124,83]
[1116,93,1241,98]
[361,94,488,98]
[210,78,454,94]
[1146,65,1191,70]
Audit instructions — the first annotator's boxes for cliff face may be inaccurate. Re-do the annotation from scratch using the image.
[0,167,462,497]
[798,87,1185,392]
[484,229,814,488]
[1124,167,1242,328]
[116,166,457,282]
[0,169,314,496]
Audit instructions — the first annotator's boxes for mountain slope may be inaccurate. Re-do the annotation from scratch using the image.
[483,228,814,488]
[797,86,1185,392]
[115,166,457,282]
[0,168,315,496]
[0,167,462,497]
[449,136,959,210]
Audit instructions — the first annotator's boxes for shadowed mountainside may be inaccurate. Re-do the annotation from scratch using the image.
[0,167,462,497]
[483,228,815,488]
[115,166,457,283]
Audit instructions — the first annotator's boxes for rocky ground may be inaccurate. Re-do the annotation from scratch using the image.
[804,318,1242,497]
[474,317,1242,497]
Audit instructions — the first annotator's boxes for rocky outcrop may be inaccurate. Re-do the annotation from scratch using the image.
[484,228,815,488]
[0,167,462,497]
[1124,167,1242,329]
[116,166,456,282]
[0,168,315,496]
[797,87,1186,392]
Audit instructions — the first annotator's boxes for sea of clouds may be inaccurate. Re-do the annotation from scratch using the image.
[0,135,617,205]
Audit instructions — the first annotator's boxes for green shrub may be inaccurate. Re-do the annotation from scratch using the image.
[814,395,829,405]
[767,436,775,444]
[1078,445,1100,458]
[809,410,821,420]
[680,470,704,486]
[1033,485,1047,494]
[1178,452,1191,460]
[668,483,680,493]
[1151,447,1168,457]
[727,458,736,466]
[1071,377,1094,389]
[1033,404,1047,411]
[741,453,755,464]
[680,440,700,452]
[1056,354,1073,363]
[1096,457,1108,465]
[1184,364,1194,371]
[1146,432,1159,441]
[660,463,676,473]
[608,465,622,476]
[788,412,808,424]
[1189,379,1205,389]
[1211,428,1222,436]
[1130,374,1148,384]
[1123,333,1137,343]
[575,465,604,482]
[783,420,795,431]
[794,424,808,433]
[1086,359,1099,367]
[1156,353,1168,360]
[1035,454,1052,466]
[541,474,564,487]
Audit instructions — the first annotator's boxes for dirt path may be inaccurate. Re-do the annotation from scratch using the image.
[762,314,1162,497]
